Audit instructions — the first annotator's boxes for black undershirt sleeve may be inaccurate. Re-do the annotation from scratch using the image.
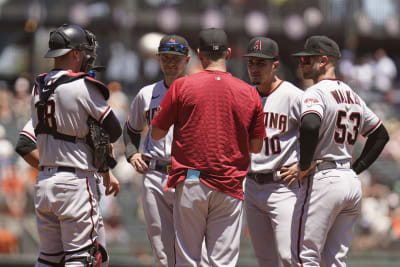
[352,124,389,174]
[123,123,141,162]
[101,110,122,143]
[299,113,321,170]
[15,135,37,157]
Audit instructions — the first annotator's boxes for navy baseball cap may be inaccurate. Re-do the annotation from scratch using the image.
[158,35,189,56]
[243,37,279,60]
[292,35,341,58]
[198,28,228,52]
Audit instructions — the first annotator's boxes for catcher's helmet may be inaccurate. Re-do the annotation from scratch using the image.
[44,24,97,58]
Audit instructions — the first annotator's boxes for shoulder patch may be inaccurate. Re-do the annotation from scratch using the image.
[304,98,319,107]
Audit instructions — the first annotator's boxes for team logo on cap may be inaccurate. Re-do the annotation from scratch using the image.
[169,39,176,43]
[254,40,262,51]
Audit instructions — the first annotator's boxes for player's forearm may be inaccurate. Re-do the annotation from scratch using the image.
[123,123,141,161]
[299,113,321,170]
[23,151,40,170]
[352,124,389,174]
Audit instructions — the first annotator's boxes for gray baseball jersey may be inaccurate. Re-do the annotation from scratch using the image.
[301,79,381,160]
[249,81,303,173]
[245,81,303,267]
[127,81,173,162]
[293,79,381,266]
[31,70,111,172]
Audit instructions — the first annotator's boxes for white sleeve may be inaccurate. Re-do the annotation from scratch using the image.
[127,89,147,133]
[291,91,303,123]
[301,87,325,119]
[20,119,37,143]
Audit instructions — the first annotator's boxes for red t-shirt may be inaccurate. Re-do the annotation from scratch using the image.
[152,70,266,199]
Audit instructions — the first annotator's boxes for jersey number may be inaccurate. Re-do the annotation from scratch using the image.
[264,136,281,156]
[334,111,361,145]
[35,100,56,130]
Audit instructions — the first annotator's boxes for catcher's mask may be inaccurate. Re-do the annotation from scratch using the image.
[45,24,98,72]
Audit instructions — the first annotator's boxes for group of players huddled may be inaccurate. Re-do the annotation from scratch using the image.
[15,24,388,267]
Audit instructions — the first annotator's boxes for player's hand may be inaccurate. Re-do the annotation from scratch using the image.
[280,163,299,187]
[101,171,120,197]
[298,160,323,185]
[129,153,149,174]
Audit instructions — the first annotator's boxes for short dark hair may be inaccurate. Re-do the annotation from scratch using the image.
[200,50,227,61]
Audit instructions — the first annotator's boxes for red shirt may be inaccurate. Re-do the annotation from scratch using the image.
[152,70,266,199]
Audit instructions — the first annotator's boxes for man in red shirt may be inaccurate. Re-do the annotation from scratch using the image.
[152,28,266,267]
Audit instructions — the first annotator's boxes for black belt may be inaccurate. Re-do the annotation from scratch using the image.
[247,172,275,184]
[39,166,76,173]
[144,159,171,174]
[154,164,171,174]
[316,161,337,172]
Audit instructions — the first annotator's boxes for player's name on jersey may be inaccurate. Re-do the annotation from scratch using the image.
[264,112,287,133]
[331,89,361,106]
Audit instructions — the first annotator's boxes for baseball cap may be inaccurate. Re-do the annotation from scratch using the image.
[292,35,341,58]
[198,28,228,52]
[243,37,279,59]
[157,35,189,56]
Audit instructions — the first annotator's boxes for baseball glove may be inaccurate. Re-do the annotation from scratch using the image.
[87,116,117,172]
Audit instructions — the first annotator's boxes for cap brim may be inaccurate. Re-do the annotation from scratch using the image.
[44,48,72,58]
[292,50,323,57]
[157,51,187,56]
[243,53,276,59]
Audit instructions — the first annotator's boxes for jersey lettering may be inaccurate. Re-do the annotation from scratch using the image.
[334,110,361,145]
[264,112,288,133]
[268,113,279,129]
[331,89,361,106]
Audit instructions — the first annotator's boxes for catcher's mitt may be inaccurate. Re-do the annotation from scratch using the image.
[87,116,117,172]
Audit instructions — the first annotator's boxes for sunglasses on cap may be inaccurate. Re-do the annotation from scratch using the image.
[158,42,188,54]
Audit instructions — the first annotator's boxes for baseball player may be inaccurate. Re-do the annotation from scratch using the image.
[124,35,208,267]
[151,28,266,267]
[15,119,119,266]
[243,37,303,267]
[292,35,389,266]
[30,24,122,267]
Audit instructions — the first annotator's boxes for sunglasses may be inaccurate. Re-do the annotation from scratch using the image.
[158,42,188,54]
[299,56,316,65]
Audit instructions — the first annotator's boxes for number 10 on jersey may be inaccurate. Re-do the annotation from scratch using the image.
[264,136,281,156]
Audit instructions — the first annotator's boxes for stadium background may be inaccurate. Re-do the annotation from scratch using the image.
[0,0,399,266]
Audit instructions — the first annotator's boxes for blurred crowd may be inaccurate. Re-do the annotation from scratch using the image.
[0,47,399,261]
